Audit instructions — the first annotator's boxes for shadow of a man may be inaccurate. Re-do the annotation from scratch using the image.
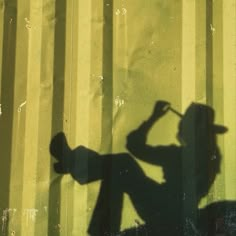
[50,101,232,236]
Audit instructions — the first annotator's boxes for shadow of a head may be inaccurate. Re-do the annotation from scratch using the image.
[176,103,228,199]
[177,103,228,146]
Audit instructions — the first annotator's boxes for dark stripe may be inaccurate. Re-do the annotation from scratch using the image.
[0,1,17,235]
[89,0,114,234]
[100,0,114,234]
[48,0,66,235]
[206,0,213,105]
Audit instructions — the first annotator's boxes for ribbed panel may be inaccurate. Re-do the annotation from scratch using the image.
[0,0,235,235]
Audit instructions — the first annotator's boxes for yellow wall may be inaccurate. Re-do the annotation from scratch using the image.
[0,0,235,235]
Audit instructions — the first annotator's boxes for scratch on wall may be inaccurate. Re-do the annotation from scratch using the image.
[115,96,125,108]
[24,18,31,29]
[1,208,17,235]
[115,8,127,16]
[23,209,38,226]
[17,101,27,113]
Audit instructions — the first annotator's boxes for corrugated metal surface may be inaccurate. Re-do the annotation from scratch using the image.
[0,0,236,235]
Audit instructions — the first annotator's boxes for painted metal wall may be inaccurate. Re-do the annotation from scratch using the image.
[0,0,236,235]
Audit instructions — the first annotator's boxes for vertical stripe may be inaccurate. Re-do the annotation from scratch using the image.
[87,0,104,235]
[112,0,128,231]
[209,0,225,203]
[181,0,196,109]
[223,0,236,199]
[100,0,113,233]
[58,0,79,234]
[8,0,31,234]
[48,0,66,235]
[181,0,197,233]
[88,0,114,234]
[206,0,213,105]
[35,0,56,234]
[101,2,113,153]
[19,0,43,234]
[75,0,92,235]
[0,0,17,235]
[195,0,206,104]
[0,0,4,86]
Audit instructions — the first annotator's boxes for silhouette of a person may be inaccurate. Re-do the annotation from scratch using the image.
[125,101,228,235]
[50,101,228,235]
[127,101,227,196]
